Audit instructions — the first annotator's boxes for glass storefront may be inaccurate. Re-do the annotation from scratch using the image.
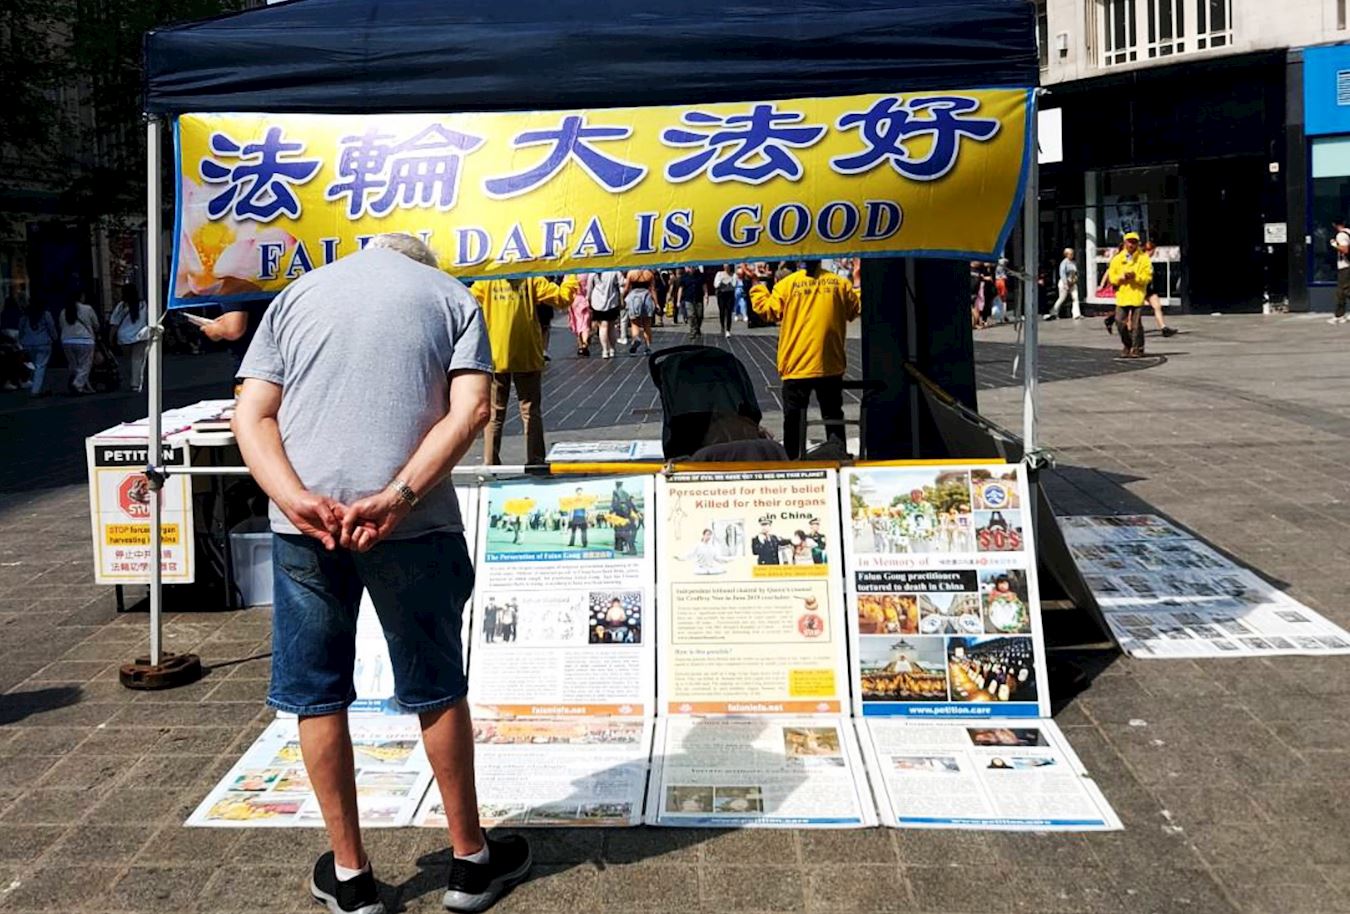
[1310,136,1350,286]
[1083,165,1183,305]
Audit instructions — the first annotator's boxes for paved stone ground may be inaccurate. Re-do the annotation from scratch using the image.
[0,312,1348,913]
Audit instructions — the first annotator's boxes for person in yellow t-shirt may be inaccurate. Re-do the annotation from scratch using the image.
[470,274,578,464]
[749,260,861,458]
[1105,232,1153,358]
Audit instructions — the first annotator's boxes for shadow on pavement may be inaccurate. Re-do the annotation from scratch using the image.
[0,685,83,726]
[391,719,797,911]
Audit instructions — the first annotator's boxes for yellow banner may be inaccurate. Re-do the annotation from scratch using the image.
[171,89,1030,305]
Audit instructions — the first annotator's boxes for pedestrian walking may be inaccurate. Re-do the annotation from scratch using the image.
[18,300,58,397]
[733,264,751,322]
[623,268,657,356]
[1045,247,1081,320]
[654,269,670,326]
[1331,222,1350,325]
[59,292,100,394]
[1105,232,1152,358]
[589,269,624,359]
[231,234,530,914]
[567,274,592,358]
[676,266,707,339]
[970,262,996,330]
[109,283,150,392]
[471,274,578,465]
[750,260,861,458]
[714,264,737,337]
[1141,241,1177,337]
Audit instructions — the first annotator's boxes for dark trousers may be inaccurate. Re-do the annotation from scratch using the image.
[1337,267,1350,318]
[782,375,845,459]
[568,521,588,547]
[717,289,735,333]
[687,298,705,336]
[1115,306,1145,353]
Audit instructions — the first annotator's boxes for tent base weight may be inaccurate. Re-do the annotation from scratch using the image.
[119,652,203,690]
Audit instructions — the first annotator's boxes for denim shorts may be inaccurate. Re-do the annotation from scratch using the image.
[625,290,655,320]
[268,531,474,716]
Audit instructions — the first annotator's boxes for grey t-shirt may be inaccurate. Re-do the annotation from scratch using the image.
[238,247,493,538]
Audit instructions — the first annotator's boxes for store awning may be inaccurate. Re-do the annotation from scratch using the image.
[144,0,1038,115]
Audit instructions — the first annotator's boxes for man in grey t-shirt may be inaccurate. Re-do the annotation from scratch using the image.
[233,235,530,914]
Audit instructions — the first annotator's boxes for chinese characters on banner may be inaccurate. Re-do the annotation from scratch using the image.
[170,89,1030,305]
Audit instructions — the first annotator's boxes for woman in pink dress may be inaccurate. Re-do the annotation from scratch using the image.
[568,273,592,357]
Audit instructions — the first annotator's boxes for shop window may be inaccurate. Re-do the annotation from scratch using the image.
[1310,137,1350,284]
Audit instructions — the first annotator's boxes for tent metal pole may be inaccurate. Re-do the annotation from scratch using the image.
[1021,96,1041,465]
[145,117,165,667]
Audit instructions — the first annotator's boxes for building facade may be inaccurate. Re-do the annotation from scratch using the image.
[1036,0,1349,312]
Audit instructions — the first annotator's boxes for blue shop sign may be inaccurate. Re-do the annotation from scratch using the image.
[1306,44,1350,137]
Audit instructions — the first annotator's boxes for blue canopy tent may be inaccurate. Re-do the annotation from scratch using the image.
[130,0,1051,684]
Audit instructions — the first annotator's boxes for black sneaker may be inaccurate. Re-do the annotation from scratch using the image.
[1161,326,1178,337]
[310,852,384,914]
[443,835,532,913]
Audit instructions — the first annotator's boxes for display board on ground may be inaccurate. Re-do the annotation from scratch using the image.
[455,473,658,827]
[469,474,656,718]
[648,468,876,828]
[187,717,432,828]
[857,719,1121,830]
[188,465,1120,834]
[415,718,653,829]
[1063,514,1350,658]
[841,464,1050,719]
[646,716,876,828]
[656,468,848,715]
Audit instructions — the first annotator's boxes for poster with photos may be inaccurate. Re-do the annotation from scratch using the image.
[187,717,433,828]
[1062,515,1350,658]
[655,468,849,715]
[841,464,1051,719]
[469,473,657,718]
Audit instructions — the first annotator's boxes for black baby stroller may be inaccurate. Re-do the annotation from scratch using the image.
[88,338,122,393]
[648,345,787,461]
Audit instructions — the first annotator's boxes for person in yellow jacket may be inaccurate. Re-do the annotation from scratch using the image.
[1105,232,1153,358]
[471,275,578,464]
[749,260,861,458]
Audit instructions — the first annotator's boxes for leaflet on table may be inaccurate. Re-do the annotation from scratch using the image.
[415,718,653,828]
[546,440,665,463]
[1063,515,1350,657]
[841,464,1051,719]
[85,438,195,584]
[187,717,432,828]
[655,469,848,715]
[469,474,656,717]
[858,718,1120,831]
[646,716,876,828]
[93,399,237,439]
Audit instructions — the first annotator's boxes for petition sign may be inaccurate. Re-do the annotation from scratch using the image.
[170,89,1031,305]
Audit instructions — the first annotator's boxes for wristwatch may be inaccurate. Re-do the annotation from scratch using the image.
[389,479,419,508]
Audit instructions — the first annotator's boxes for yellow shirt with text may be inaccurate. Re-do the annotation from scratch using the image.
[1105,250,1153,308]
[750,269,861,380]
[470,276,578,373]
